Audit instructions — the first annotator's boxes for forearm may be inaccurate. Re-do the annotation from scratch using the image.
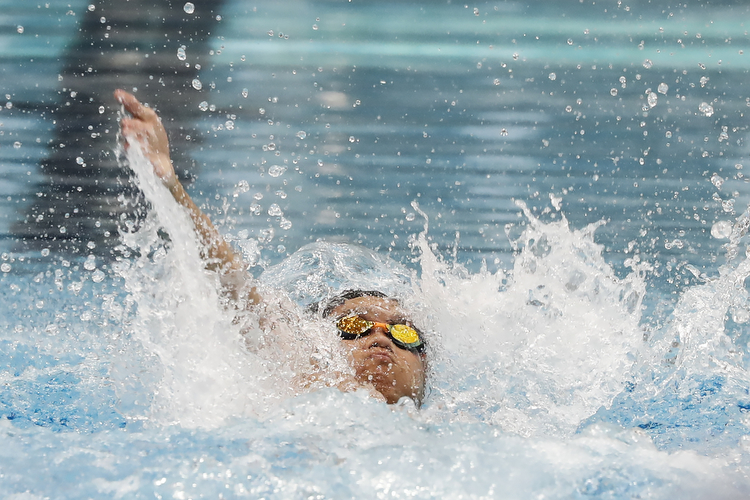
[167,176,261,305]
[168,181,239,271]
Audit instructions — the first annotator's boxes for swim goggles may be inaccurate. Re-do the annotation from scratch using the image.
[335,315,425,352]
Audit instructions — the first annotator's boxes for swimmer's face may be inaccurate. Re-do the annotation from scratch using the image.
[330,296,427,405]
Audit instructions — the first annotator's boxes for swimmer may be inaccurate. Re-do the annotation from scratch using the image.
[114,89,427,405]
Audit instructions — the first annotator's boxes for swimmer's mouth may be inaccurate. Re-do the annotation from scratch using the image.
[366,347,395,363]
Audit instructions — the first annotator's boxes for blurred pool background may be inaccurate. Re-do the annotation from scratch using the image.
[1,0,750,498]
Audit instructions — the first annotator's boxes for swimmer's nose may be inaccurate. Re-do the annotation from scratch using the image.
[367,327,394,351]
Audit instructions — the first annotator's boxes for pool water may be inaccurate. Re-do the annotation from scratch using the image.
[2,0,750,498]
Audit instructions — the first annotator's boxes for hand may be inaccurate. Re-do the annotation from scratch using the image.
[115,89,177,188]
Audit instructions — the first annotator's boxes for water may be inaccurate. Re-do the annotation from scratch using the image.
[3,0,750,498]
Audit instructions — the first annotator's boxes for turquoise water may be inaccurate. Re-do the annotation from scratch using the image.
[2,0,750,498]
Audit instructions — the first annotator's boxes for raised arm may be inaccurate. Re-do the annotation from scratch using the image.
[115,89,260,306]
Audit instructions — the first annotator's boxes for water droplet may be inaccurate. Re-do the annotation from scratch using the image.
[405,213,416,222]
[191,78,202,90]
[225,120,234,130]
[279,218,293,230]
[698,102,714,117]
[610,88,618,96]
[198,101,208,111]
[647,92,658,108]
[711,220,732,239]
[312,24,318,30]
[268,165,287,177]
[493,78,500,86]
[1,263,10,273]
[657,82,668,94]
[267,30,274,37]
[700,76,709,87]
[567,38,573,45]
[296,130,307,140]
[512,53,519,60]
[13,142,21,149]
[92,269,105,283]
[241,88,249,98]
[183,2,195,14]
[76,157,84,165]
[41,248,50,257]
[98,105,105,114]
[665,131,672,138]
[268,203,283,216]
[349,136,356,143]
[84,255,97,271]
[16,26,24,34]
[548,72,556,81]
[642,59,653,69]
[711,173,724,188]
[177,46,187,61]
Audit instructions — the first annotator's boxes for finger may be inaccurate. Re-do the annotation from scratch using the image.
[114,89,157,122]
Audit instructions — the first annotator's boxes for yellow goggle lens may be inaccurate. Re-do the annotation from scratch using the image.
[388,324,420,345]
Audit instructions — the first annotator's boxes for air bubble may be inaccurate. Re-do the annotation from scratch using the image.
[610,88,618,96]
[1,263,10,273]
[493,78,500,86]
[647,92,658,108]
[16,26,24,34]
[13,142,21,149]
[87,4,95,11]
[41,248,50,257]
[642,59,653,69]
[500,128,508,136]
[177,46,187,61]
[657,82,668,94]
[98,105,105,114]
[198,101,208,111]
[280,218,293,230]
[548,73,556,81]
[241,88,249,98]
[183,2,195,14]
[567,38,573,45]
[191,78,202,90]
[296,131,307,140]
